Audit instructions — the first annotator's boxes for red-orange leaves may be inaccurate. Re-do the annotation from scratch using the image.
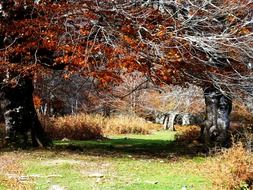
[83,11,98,21]
[117,56,146,73]
[121,35,138,48]
[238,27,252,36]
[55,55,70,64]
[155,69,172,84]
[72,56,87,67]
[166,48,183,62]
[80,29,90,36]
[33,95,42,109]
[121,24,135,34]
[41,39,57,50]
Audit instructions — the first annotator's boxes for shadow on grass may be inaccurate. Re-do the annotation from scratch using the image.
[53,136,206,159]
[0,129,208,159]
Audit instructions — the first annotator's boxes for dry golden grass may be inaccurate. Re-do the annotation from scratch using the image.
[41,113,162,140]
[42,114,104,140]
[174,125,201,143]
[102,114,161,135]
[231,102,253,124]
[174,124,253,189]
[200,143,253,190]
[230,124,253,150]
[0,154,33,190]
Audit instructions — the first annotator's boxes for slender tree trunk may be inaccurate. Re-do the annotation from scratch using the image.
[167,112,177,131]
[0,75,52,147]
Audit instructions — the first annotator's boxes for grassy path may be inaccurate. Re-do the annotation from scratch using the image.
[0,132,212,189]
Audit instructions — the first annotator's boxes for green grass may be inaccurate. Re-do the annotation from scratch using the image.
[25,162,86,190]
[55,131,175,151]
[0,184,6,190]
[109,131,177,140]
[104,158,209,190]
[24,153,209,190]
[54,131,199,157]
[0,131,211,190]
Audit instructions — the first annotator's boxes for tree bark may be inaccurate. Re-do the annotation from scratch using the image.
[200,87,232,146]
[167,112,177,131]
[0,75,52,147]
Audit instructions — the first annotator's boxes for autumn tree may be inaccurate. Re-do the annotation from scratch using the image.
[0,0,252,146]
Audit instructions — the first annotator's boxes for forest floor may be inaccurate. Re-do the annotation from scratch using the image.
[0,131,251,190]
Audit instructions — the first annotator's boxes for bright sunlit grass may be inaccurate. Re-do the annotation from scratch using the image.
[0,130,251,190]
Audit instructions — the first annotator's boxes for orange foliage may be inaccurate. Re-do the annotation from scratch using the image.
[0,0,252,92]
[33,95,42,109]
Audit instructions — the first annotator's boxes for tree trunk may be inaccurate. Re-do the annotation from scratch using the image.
[182,114,190,125]
[200,87,232,146]
[167,112,177,131]
[0,75,52,147]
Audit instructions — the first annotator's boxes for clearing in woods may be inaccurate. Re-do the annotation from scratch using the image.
[0,131,232,190]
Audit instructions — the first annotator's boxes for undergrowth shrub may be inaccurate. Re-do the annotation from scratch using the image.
[231,102,253,124]
[40,113,161,140]
[201,144,253,190]
[230,124,253,152]
[175,125,201,143]
[41,114,103,140]
[175,124,253,151]
[102,114,161,135]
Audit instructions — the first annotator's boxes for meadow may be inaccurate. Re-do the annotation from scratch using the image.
[0,114,252,190]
